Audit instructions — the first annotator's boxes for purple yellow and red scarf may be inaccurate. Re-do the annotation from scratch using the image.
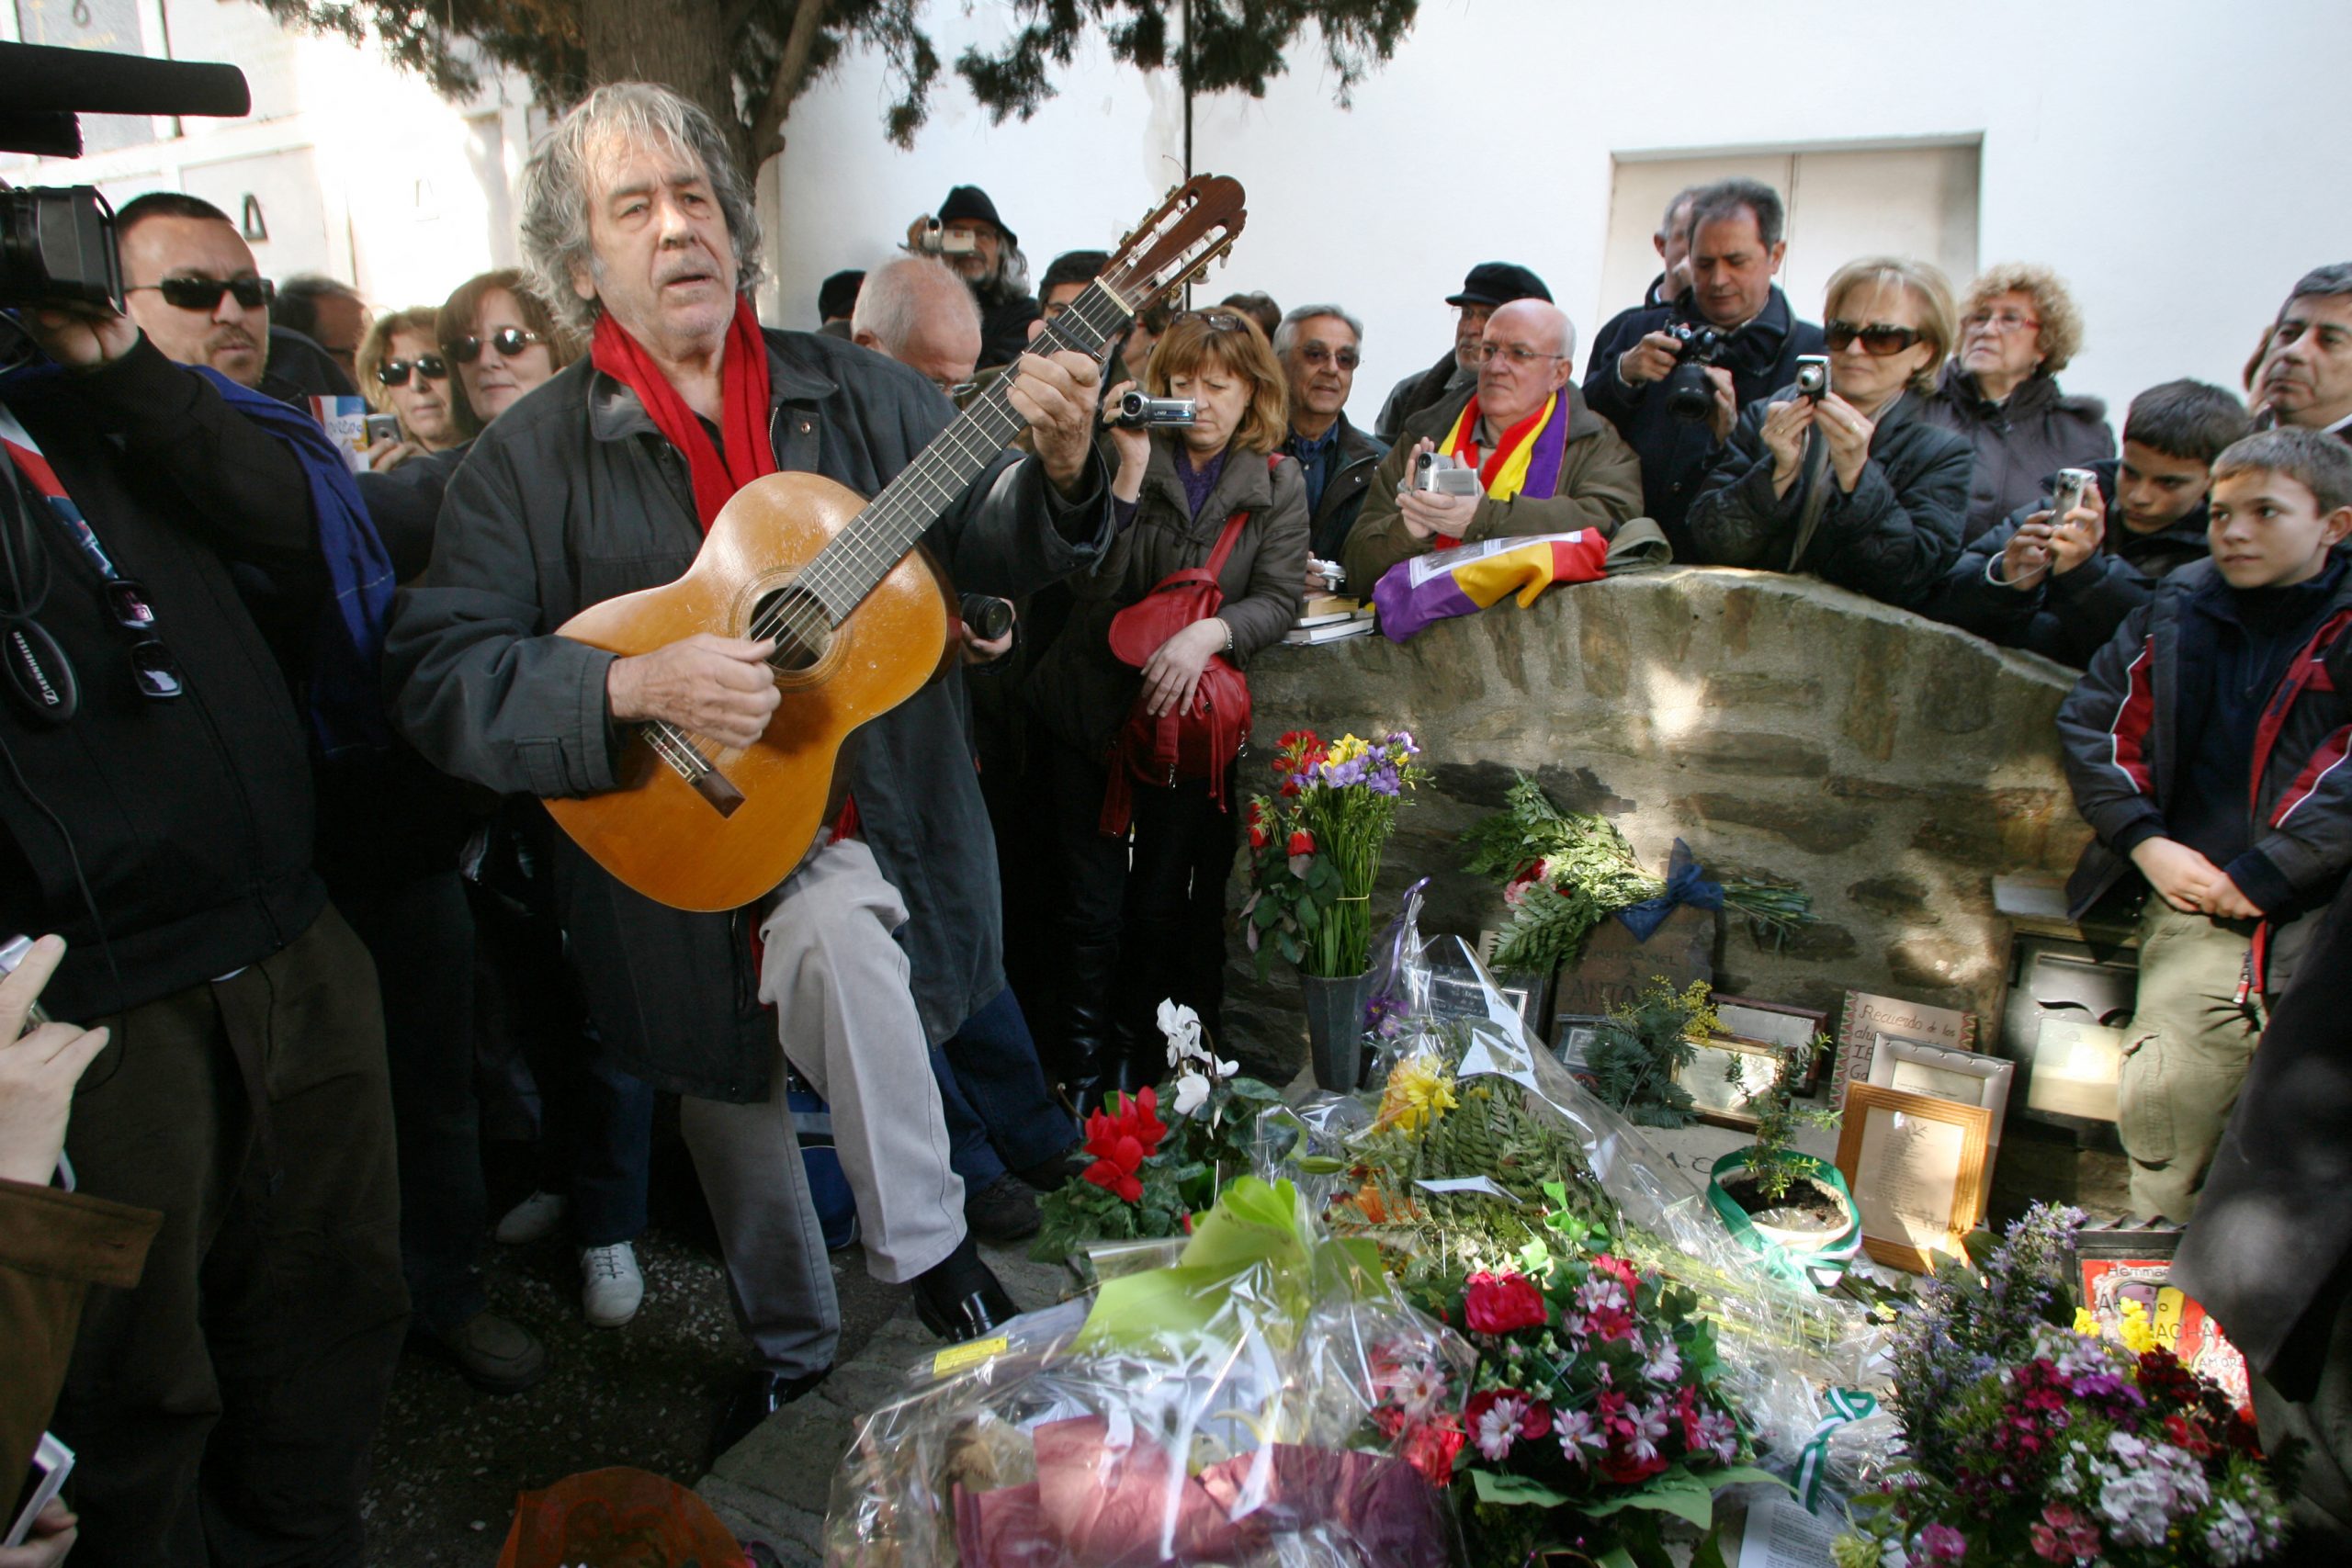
[1427,390,1576,548]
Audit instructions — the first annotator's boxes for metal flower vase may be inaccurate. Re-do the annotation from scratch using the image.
[1301,969,1376,1092]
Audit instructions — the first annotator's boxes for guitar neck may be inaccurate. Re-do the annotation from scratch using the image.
[797,281,1136,626]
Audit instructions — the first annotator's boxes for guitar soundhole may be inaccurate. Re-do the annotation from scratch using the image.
[751,583,831,673]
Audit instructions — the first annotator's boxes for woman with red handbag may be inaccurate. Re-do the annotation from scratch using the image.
[1025,310,1308,1110]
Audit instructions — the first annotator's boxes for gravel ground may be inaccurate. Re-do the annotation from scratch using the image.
[360,1143,905,1563]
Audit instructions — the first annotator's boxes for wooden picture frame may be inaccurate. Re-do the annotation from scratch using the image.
[1834,1084,1992,1273]
[1671,1035,1785,1131]
[2074,1224,2254,1418]
[1831,991,1979,1111]
[1710,995,1831,1091]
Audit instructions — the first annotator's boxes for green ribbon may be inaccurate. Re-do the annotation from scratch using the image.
[1793,1387,1880,1513]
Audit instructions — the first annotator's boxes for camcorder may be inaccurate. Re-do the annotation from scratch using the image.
[1410,450,1482,498]
[0,42,250,311]
[910,218,978,258]
[1793,355,1830,401]
[1113,390,1195,430]
[1658,320,1727,423]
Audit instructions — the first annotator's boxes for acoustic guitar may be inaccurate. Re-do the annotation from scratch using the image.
[541,175,1249,911]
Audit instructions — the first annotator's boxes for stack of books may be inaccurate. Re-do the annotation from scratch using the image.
[1284,593,1375,645]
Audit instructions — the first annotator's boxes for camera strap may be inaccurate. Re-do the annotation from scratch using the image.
[0,405,133,586]
[1785,429,1833,572]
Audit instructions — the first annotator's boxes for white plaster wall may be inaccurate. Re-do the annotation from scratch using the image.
[767,0,2352,429]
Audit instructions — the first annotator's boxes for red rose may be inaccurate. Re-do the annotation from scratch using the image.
[1597,1442,1670,1486]
[1287,829,1315,856]
[1462,1271,1549,1335]
[1398,1418,1464,1488]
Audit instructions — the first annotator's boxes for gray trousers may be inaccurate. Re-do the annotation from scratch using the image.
[680,839,966,1372]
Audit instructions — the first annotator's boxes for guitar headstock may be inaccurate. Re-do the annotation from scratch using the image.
[1098,175,1248,314]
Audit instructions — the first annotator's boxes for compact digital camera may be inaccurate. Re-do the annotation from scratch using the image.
[1793,355,1830,401]
[1409,450,1483,497]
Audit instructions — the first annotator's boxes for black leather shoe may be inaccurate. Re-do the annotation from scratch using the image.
[707,1364,832,1466]
[964,1173,1042,1244]
[1012,1146,1086,1193]
[912,1238,1019,1343]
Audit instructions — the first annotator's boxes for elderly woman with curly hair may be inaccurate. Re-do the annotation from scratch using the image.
[1923,262,2117,541]
[1686,255,1973,608]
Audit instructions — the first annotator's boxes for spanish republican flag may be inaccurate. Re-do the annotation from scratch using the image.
[1370,531,1611,642]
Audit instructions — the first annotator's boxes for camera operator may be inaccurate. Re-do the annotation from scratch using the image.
[1374,263,1554,443]
[921,186,1040,372]
[1343,299,1643,592]
[1584,177,1827,553]
[0,269,407,1558]
[113,193,353,401]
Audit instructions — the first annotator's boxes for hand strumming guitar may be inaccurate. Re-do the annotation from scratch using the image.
[605,633,780,750]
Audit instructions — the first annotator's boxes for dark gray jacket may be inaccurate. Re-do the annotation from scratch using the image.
[1919,361,2114,543]
[384,327,1111,1101]
[1294,413,1388,564]
[1683,386,1972,608]
[1024,436,1307,761]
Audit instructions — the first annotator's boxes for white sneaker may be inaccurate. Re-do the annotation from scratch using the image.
[494,1190,568,1246]
[580,1241,644,1328]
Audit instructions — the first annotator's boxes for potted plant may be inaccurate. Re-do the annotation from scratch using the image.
[1702,1036,1859,1292]
[1241,728,1425,1089]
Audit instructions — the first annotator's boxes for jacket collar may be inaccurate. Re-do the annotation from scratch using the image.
[1403,379,1605,446]
[1935,360,2103,423]
[1672,285,1795,368]
[586,324,839,445]
[1141,435,1274,531]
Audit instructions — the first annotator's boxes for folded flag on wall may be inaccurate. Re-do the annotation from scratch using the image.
[1370,531,1610,643]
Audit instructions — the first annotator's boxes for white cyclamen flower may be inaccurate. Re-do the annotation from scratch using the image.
[1158,998,1205,1066]
[1172,1070,1211,1117]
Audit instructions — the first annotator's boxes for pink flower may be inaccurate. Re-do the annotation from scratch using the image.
[1468,1391,1531,1461]
[1916,1523,1968,1564]
[1555,1406,1606,1465]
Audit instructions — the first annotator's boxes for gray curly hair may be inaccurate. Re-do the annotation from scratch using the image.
[516,82,766,338]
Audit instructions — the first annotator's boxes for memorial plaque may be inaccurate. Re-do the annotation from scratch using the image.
[1548,904,1716,1027]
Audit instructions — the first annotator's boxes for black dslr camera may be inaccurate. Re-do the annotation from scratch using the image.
[1658,321,1727,423]
[1,41,249,311]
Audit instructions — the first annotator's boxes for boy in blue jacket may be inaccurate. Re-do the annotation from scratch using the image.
[2056,427,2352,1219]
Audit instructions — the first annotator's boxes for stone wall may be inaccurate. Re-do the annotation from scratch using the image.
[1222,566,2091,1073]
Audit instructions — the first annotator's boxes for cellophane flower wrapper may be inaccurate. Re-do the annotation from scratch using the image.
[823,1177,1475,1567]
[1332,888,1881,1469]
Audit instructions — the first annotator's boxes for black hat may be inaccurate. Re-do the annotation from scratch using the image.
[1444,262,1553,309]
[817,269,865,321]
[936,186,1015,248]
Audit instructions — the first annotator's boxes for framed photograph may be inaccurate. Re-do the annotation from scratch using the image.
[1551,1012,1605,1075]
[1711,995,1830,1091]
[1834,1084,1992,1274]
[1430,967,1546,1048]
[1831,991,1979,1111]
[1672,1035,1785,1131]
[1866,1034,2015,1150]
[2018,1016,2125,1128]
[2074,1224,2253,1418]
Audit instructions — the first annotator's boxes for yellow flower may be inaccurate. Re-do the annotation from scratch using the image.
[2117,1296,2159,1355]
[1326,734,1370,764]
[1377,1053,1457,1133]
[2074,1308,2100,1337]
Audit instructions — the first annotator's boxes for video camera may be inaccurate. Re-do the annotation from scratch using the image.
[1658,321,1727,423]
[910,218,978,259]
[1113,390,1195,430]
[0,41,250,311]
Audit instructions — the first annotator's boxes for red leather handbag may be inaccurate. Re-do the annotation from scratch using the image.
[1098,504,1254,834]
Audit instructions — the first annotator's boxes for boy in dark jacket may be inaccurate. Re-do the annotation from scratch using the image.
[1926,380,2250,665]
[2055,428,2352,1220]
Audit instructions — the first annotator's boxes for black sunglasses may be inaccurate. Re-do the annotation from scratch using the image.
[100,579,183,700]
[445,328,546,364]
[129,276,275,312]
[1824,319,1925,356]
[377,355,449,387]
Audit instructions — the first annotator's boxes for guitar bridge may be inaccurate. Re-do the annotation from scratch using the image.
[645,722,745,818]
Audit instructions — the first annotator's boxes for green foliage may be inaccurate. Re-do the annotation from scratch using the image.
[1735,1034,1841,1203]
[254,0,1418,171]
[1583,978,1717,1128]
[1464,774,1817,972]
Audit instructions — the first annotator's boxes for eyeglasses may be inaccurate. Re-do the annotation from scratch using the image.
[1296,344,1360,370]
[1824,320,1926,356]
[933,378,978,401]
[1476,343,1565,367]
[127,276,275,313]
[376,355,449,387]
[1962,310,2041,335]
[101,579,184,700]
[446,328,546,364]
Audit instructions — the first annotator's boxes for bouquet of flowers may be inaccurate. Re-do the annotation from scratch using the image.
[1243,728,1426,978]
[1032,1001,1284,1265]
[1462,774,1814,972]
[1839,1203,2290,1568]
[1442,1245,1774,1568]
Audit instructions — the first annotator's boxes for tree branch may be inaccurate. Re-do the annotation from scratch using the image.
[748,0,829,164]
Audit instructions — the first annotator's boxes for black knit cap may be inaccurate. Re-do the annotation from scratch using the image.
[936,186,1016,248]
[1445,262,1553,309]
[817,269,865,321]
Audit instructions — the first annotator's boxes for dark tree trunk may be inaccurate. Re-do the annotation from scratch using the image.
[580,0,752,174]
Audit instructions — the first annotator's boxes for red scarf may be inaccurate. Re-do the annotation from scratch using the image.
[589,296,777,530]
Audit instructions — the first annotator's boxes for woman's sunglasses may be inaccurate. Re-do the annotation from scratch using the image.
[1824,320,1925,356]
[446,328,547,364]
[376,355,449,387]
[128,276,276,312]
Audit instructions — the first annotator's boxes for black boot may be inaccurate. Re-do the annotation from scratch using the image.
[912,1235,1020,1343]
[1058,941,1120,1116]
